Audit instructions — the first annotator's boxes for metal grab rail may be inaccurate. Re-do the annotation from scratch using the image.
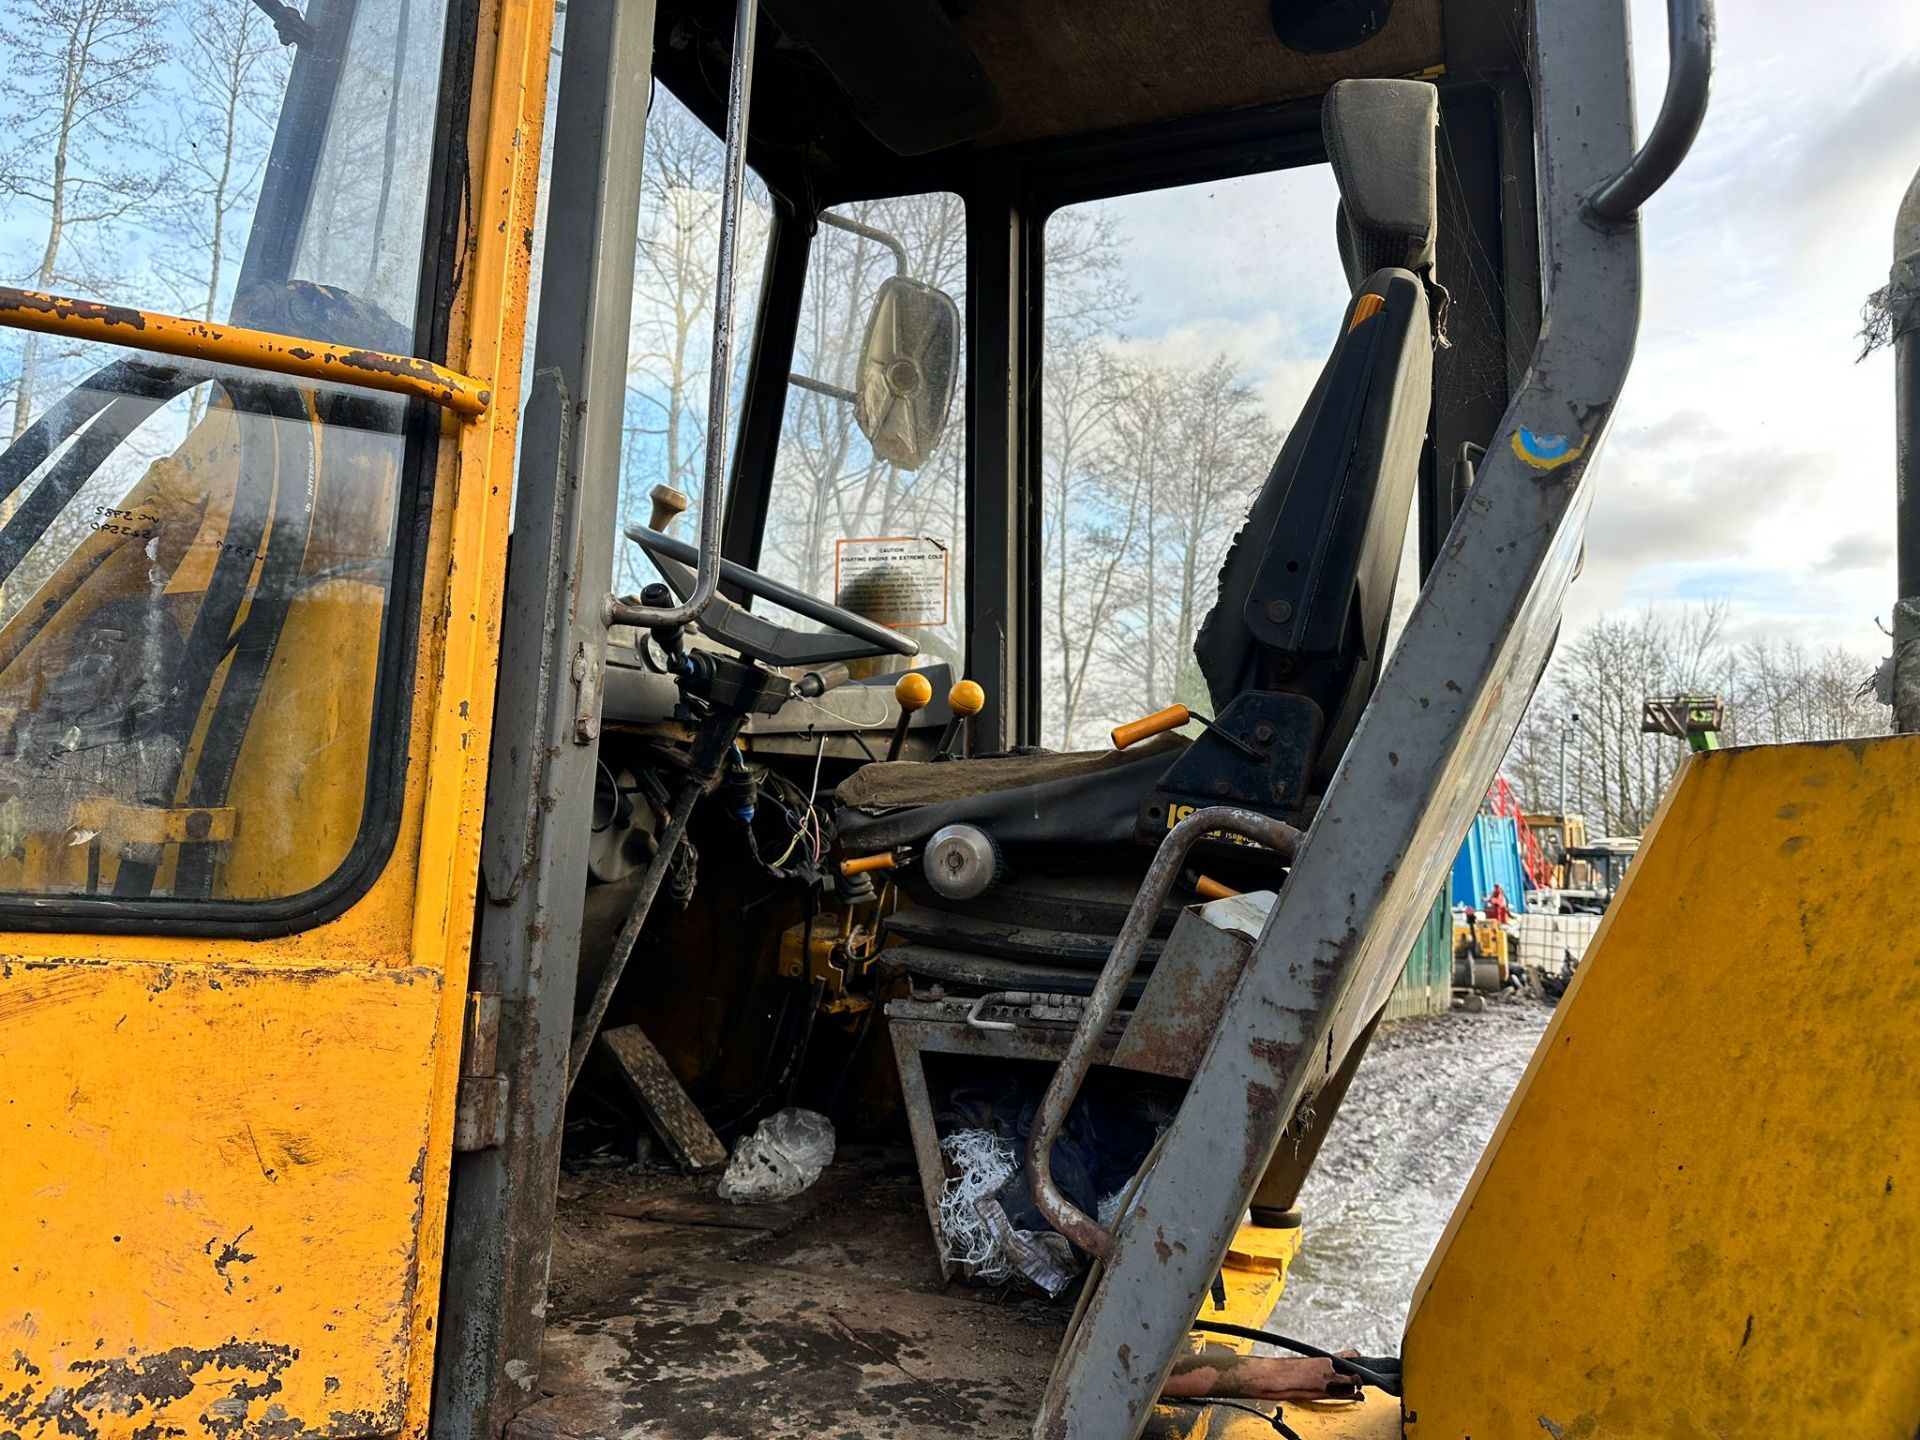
[1585,0,1714,224]
[1027,806,1301,1260]
[613,0,758,632]
[1033,0,1687,1426]
[0,286,492,418]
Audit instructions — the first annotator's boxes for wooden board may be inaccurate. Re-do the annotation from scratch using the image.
[599,1024,728,1171]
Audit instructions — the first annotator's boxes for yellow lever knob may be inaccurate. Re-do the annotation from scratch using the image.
[948,679,986,718]
[1193,874,1242,901]
[1112,703,1189,750]
[895,671,934,712]
[840,852,898,877]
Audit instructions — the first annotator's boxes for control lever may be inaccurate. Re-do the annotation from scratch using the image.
[797,662,850,698]
[648,483,690,534]
[886,671,933,760]
[1111,702,1264,761]
[936,679,985,758]
[639,582,686,663]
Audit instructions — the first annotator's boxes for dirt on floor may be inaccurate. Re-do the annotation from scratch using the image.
[518,1149,1068,1440]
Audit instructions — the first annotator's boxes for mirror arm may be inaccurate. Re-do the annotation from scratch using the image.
[788,371,859,404]
[819,210,908,276]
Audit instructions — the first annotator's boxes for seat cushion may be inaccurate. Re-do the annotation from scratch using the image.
[837,734,1183,808]
[833,735,1187,851]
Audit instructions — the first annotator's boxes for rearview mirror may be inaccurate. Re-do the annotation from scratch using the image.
[854,276,960,471]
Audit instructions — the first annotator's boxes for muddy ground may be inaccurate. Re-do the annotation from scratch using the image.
[1273,998,1555,1353]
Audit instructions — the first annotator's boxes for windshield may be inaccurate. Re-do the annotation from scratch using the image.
[756,194,968,670]
[0,0,454,914]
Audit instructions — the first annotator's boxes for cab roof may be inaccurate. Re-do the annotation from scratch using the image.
[652,0,1460,184]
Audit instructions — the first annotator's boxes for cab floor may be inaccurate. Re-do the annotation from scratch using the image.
[506,1148,1067,1440]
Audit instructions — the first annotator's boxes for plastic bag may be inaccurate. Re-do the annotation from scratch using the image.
[716,1107,835,1203]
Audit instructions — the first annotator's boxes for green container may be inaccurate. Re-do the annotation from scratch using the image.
[1384,888,1453,1021]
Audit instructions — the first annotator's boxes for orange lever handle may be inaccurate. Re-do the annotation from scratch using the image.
[894,671,934,712]
[840,852,898,877]
[1193,875,1242,901]
[1112,703,1189,751]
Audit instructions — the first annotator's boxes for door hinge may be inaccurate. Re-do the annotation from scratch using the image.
[454,985,509,1151]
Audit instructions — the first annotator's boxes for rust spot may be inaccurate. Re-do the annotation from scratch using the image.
[1243,1081,1283,1182]
[0,287,149,331]
[206,1226,257,1293]
[1,1339,299,1439]
[1247,1036,1286,1068]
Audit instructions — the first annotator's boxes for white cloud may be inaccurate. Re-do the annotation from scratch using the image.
[1062,0,1920,663]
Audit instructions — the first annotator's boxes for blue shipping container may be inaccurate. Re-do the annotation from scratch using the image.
[1451,814,1529,915]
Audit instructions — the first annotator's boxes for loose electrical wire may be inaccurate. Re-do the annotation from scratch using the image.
[1187,1322,1401,1395]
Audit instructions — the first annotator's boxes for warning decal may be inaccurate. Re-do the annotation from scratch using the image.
[833,536,949,628]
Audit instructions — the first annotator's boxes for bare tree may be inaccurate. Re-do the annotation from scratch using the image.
[1503,603,1885,834]
[1039,210,1136,747]
[164,0,289,425]
[0,0,173,437]
[1077,355,1276,740]
[756,190,970,663]
[622,94,772,586]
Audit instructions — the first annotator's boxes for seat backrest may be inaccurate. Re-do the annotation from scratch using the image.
[1194,79,1439,790]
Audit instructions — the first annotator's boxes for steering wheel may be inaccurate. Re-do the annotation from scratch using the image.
[625,524,920,667]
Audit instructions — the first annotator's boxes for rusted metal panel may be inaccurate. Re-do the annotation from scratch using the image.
[1114,893,1268,1080]
[598,1025,728,1171]
[0,959,443,1438]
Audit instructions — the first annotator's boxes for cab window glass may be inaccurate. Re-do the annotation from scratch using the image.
[0,0,451,910]
[1039,166,1411,749]
[757,194,967,671]
[616,85,772,597]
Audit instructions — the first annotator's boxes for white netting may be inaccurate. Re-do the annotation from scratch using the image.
[937,1129,1018,1279]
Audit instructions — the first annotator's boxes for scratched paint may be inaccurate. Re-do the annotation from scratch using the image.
[1406,738,1920,1435]
[0,962,442,1438]
[0,3,555,1437]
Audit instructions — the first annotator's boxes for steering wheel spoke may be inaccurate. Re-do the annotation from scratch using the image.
[623,525,919,666]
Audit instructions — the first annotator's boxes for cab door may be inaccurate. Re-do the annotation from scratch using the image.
[0,0,552,1433]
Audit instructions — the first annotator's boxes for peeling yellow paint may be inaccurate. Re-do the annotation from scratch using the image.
[1,962,442,1437]
[0,0,557,1435]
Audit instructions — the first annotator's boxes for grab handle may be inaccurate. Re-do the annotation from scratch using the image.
[1585,0,1714,224]
[1026,805,1300,1259]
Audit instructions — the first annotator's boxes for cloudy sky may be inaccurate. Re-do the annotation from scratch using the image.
[1073,0,1920,659]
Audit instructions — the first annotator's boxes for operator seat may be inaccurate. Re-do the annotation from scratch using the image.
[837,79,1441,960]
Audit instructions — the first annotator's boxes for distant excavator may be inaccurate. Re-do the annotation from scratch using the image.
[1642,691,1727,751]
